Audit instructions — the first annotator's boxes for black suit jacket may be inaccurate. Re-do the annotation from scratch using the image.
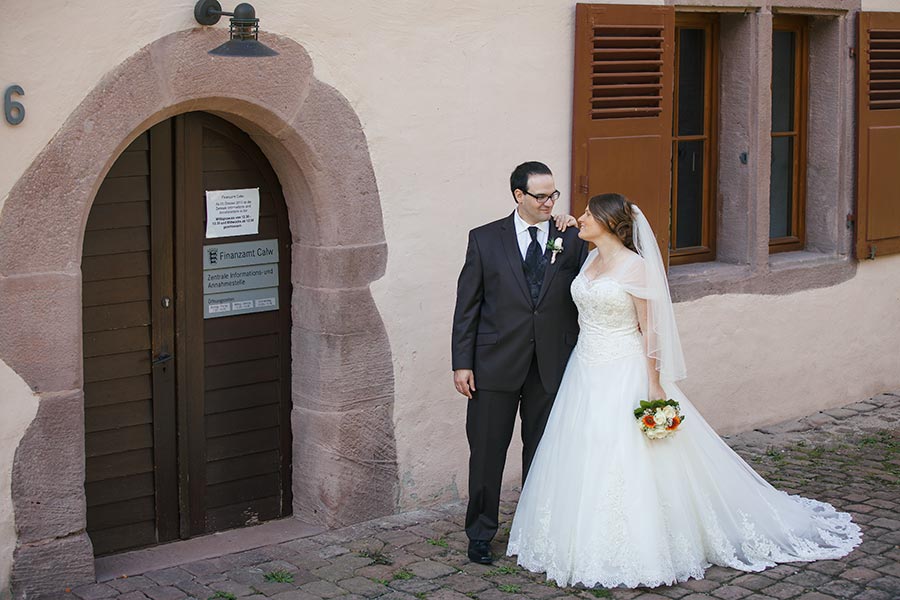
[452,213,589,393]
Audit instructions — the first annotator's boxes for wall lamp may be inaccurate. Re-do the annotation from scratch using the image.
[194,1,278,57]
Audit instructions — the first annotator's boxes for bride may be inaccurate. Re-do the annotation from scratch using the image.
[506,193,861,589]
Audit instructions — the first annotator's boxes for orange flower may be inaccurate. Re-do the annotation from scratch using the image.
[642,414,656,427]
[666,416,681,431]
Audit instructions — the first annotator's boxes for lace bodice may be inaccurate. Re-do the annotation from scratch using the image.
[571,273,644,364]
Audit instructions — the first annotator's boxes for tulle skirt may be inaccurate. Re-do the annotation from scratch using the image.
[506,350,862,589]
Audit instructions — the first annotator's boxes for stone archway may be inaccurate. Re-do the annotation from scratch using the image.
[0,28,398,597]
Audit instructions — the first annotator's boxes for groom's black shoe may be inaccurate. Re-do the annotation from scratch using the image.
[467,540,493,564]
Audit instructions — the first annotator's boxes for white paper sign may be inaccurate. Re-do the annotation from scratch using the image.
[205,188,260,238]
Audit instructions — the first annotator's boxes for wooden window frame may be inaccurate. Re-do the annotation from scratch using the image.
[670,13,719,266]
[769,15,809,254]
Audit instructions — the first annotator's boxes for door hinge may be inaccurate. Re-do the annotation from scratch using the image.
[578,175,589,195]
[846,213,855,229]
[849,46,856,59]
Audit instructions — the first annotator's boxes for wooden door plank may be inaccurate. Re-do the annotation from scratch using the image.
[204,334,279,367]
[86,424,154,458]
[106,151,150,178]
[85,400,153,433]
[205,473,280,509]
[206,427,281,462]
[149,118,180,544]
[86,448,154,483]
[83,277,151,307]
[206,404,281,439]
[82,252,151,282]
[86,472,155,507]
[84,375,152,408]
[204,358,280,391]
[83,327,151,358]
[94,176,151,205]
[85,202,151,231]
[205,496,281,532]
[177,113,209,537]
[82,227,151,257]
[83,350,151,383]
[206,450,281,486]
[89,521,157,557]
[87,496,155,531]
[205,381,280,415]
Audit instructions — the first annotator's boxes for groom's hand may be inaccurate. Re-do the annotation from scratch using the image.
[454,369,476,399]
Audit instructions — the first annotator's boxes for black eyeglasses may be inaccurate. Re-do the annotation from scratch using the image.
[523,190,561,205]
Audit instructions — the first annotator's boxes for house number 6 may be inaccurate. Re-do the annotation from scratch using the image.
[4,85,25,125]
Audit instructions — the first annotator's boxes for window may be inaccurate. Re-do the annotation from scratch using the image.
[670,14,718,265]
[770,16,808,253]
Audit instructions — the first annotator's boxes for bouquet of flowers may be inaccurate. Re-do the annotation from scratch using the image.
[634,399,685,440]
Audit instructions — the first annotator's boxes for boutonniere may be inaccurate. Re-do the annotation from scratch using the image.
[546,237,564,264]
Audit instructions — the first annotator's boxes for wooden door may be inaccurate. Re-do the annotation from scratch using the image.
[572,4,675,260]
[82,113,293,556]
[857,11,900,259]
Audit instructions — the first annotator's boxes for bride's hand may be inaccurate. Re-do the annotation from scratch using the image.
[553,214,577,231]
[649,382,667,401]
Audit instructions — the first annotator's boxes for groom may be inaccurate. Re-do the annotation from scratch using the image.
[451,161,588,564]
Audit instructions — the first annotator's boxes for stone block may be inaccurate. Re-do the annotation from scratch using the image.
[143,568,194,587]
[0,273,82,392]
[282,80,383,247]
[292,327,394,413]
[108,576,157,593]
[823,408,858,419]
[709,585,753,600]
[12,391,87,543]
[143,587,187,600]
[292,243,387,290]
[337,576,391,597]
[72,583,118,600]
[292,287,387,336]
[756,421,807,435]
[802,412,837,428]
[291,404,398,527]
[10,533,95,599]
[406,560,456,579]
[866,393,898,407]
[159,30,313,134]
[270,591,321,600]
[298,580,346,598]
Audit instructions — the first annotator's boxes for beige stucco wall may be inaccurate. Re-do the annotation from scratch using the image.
[1,3,898,585]
[0,363,38,598]
[862,0,900,11]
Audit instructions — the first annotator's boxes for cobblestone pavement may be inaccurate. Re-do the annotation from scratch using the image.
[73,393,900,600]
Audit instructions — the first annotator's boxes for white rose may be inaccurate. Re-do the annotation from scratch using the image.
[654,409,667,425]
[552,237,563,250]
[662,405,676,420]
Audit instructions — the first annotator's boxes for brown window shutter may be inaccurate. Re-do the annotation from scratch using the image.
[572,3,675,261]
[857,11,900,259]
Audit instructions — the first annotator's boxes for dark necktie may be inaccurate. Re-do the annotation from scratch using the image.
[523,226,545,304]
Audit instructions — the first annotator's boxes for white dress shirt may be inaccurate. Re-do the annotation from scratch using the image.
[513,210,549,261]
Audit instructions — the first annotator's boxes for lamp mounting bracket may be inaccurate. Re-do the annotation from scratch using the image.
[194,0,225,26]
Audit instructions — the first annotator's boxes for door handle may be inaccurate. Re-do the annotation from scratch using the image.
[152,352,174,366]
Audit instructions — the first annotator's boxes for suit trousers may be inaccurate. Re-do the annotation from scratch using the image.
[465,354,556,541]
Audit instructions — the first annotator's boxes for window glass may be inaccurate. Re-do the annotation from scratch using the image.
[677,29,706,137]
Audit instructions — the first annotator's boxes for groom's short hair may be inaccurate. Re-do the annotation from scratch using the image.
[510,161,553,202]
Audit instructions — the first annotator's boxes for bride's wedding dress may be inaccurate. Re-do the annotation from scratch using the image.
[507,222,861,589]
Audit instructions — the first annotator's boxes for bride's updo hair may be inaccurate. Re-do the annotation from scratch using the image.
[588,193,637,252]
